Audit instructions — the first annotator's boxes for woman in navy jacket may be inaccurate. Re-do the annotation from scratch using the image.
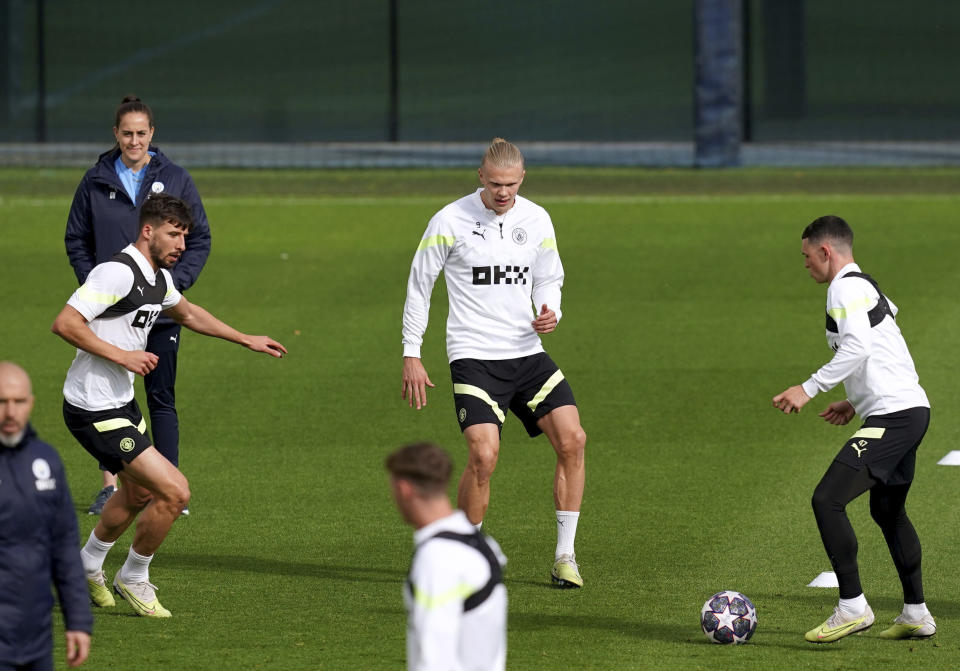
[0,361,92,669]
[64,96,211,514]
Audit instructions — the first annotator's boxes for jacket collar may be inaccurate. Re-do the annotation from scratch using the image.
[92,145,166,182]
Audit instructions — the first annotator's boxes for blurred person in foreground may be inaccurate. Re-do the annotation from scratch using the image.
[65,94,212,515]
[773,215,935,643]
[387,441,506,670]
[400,138,587,588]
[0,361,92,669]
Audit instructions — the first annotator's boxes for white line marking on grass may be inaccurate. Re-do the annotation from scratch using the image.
[537,193,960,205]
[5,193,960,209]
[201,197,455,207]
[194,193,960,207]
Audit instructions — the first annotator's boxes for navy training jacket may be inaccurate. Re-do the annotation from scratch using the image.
[0,426,92,665]
[64,146,212,292]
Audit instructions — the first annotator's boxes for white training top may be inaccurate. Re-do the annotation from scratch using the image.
[405,510,507,671]
[801,262,929,419]
[402,189,564,362]
[63,244,181,411]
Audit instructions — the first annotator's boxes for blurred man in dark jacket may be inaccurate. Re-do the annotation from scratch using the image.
[0,361,92,669]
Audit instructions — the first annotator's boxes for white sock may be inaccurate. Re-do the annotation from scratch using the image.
[903,602,930,620]
[80,530,115,576]
[555,510,580,559]
[838,594,868,616]
[474,521,483,530]
[119,548,154,584]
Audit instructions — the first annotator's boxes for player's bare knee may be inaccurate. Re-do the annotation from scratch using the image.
[555,427,586,461]
[155,480,190,509]
[464,449,497,485]
[471,453,499,481]
[573,427,587,452]
[174,482,191,510]
[127,489,153,509]
[117,479,152,509]
[468,440,499,468]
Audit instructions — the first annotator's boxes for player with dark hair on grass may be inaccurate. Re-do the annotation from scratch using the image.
[773,214,935,643]
[65,94,212,516]
[53,193,285,618]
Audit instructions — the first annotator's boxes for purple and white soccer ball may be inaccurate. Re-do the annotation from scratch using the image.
[700,590,758,644]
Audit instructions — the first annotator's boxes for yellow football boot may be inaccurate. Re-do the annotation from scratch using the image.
[87,570,116,608]
[113,575,172,618]
[805,605,874,643]
[551,554,583,588]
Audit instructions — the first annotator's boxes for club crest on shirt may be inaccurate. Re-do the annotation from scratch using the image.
[32,458,56,491]
[512,228,528,245]
[151,181,165,193]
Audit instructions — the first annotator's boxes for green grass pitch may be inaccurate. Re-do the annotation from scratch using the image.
[2,167,959,669]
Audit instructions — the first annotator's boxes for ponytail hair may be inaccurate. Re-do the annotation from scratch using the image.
[114,95,155,129]
[481,137,524,170]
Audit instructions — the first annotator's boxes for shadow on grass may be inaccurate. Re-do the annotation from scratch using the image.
[56,604,142,620]
[504,577,562,590]
[510,611,680,641]
[159,551,404,584]
[752,589,960,617]
[507,611,871,653]
[735,590,955,651]
[506,590,950,652]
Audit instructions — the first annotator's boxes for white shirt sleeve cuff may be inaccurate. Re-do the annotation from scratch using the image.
[403,345,422,358]
[801,378,820,399]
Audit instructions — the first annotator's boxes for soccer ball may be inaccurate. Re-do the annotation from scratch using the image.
[700,591,757,644]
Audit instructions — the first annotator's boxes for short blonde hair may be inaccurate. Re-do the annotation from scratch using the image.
[481,137,524,170]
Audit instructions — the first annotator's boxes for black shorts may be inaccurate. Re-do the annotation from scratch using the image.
[449,353,576,437]
[834,406,930,485]
[63,399,153,475]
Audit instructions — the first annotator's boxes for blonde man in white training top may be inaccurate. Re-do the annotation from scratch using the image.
[401,138,587,588]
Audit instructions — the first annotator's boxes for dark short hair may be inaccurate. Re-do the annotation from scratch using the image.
[802,215,853,247]
[140,193,193,232]
[385,442,453,496]
[115,94,154,128]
